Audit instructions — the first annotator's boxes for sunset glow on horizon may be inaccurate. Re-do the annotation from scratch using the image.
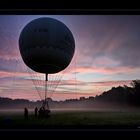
[0,15,140,101]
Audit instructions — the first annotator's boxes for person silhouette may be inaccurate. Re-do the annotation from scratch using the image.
[24,107,28,119]
[35,107,38,117]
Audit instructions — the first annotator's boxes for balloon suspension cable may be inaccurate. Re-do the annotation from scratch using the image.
[44,73,49,110]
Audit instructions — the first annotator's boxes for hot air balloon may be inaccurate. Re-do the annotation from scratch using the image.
[19,17,75,116]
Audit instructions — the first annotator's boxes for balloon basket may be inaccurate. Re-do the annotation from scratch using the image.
[38,106,51,118]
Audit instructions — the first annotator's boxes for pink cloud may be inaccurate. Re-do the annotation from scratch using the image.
[74,66,140,75]
[0,73,133,101]
[0,70,29,78]
[0,51,20,60]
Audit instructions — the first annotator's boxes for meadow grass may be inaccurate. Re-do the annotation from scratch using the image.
[1,110,140,128]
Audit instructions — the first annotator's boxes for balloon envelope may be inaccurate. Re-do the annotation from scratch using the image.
[19,17,75,74]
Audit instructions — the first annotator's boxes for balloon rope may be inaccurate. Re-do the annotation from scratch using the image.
[11,59,18,99]
[50,75,55,93]
[45,74,49,110]
[30,68,43,100]
[50,74,60,96]
[75,56,77,99]
[49,74,57,96]
[32,72,42,100]
[49,75,56,98]
[36,72,44,100]
[48,74,55,97]
[50,74,63,98]
[47,75,51,97]
[49,74,56,98]
[51,74,58,94]
[50,68,67,98]
[28,68,42,100]
[47,74,52,96]
[38,73,43,99]
[33,72,42,99]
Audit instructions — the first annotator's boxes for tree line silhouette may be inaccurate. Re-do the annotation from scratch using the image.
[1,80,140,109]
[94,80,140,106]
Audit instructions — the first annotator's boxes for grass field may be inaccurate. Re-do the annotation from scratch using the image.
[1,109,140,128]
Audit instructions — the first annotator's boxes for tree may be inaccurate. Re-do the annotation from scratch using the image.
[131,80,140,105]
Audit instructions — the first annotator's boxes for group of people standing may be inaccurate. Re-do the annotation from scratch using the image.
[24,107,50,119]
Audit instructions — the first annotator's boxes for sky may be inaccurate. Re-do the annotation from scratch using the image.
[0,15,140,101]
